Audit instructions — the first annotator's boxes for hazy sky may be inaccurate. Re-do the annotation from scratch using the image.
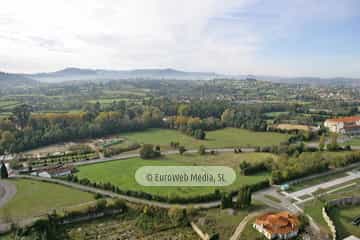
[1,0,360,77]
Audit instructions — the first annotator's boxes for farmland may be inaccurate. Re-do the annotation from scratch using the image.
[75,152,274,198]
[0,179,94,221]
[122,128,290,150]
[65,211,197,240]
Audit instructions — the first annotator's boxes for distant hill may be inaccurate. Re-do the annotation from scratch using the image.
[3,67,359,86]
[27,67,222,82]
[252,75,360,86]
[0,72,38,88]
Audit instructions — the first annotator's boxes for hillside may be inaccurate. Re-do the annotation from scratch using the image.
[27,67,221,82]
[0,72,38,88]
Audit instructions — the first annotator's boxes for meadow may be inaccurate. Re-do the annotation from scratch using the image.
[345,137,360,146]
[75,152,275,198]
[0,179,94,221]
[121,128,290,150]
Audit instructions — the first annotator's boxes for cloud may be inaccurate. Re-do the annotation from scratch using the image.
[0,0,359,77]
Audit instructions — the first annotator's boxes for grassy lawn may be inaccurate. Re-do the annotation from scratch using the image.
[0,179,94,221]
[329,205,360,239]
[1,233,13,240]
[121,128,290,150]
[303,200,329,233]
[76,152,274,199]
[263,111,289,117]
[345,137,360,147]
[240,216,267,240]
[197,202,267,239]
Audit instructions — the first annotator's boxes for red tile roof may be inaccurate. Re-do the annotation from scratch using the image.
[255,211,300,235]
[326,116,360,123]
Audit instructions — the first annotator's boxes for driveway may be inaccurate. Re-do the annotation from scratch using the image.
[253,187,301,214]
[288,170,360,200]
[0,180,17,209]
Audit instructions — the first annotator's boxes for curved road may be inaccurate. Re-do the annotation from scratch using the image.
[14,175,222,209]
[72,147,256,167]
[0,181,16,209]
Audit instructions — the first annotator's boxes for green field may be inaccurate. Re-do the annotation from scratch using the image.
[121,128,290,149]
[0,100,19,108]
[0,179,94,221]
[303,200,329,233]
[303,183,360,237]
[198,202,267,239]
[345,137,360,146]
[329,205,360,238]
[76,152,274,198]
[240,216,267,240]
[263,111,289,117]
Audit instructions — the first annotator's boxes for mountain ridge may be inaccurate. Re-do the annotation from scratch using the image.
[1,67,359,86]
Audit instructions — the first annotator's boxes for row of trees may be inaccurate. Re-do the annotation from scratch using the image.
[0,104,163,154]
[221,186,252,209]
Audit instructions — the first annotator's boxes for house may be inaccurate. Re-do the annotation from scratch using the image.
[253,211,300,239]
[324,116,360,135]
[33,166,74,178]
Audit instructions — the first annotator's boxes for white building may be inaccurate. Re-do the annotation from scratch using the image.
[324,116,360,135]
[33,166,73,178]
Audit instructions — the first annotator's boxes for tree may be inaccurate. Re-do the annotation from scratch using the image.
[0,131,15,154]
[177,104,190,116]
[179,146,186,155]
[319,135,325,151]
[198,145,206,155]
[167,207,188,226]
[12,104,32,129]
[1,161,8,179]
[236,186,252,209]
[239,161,250,175]
[139,144,160,159]
[327,133,339,151]
[221,109,235,126]
[194,129,206,140]
[221,193,233,209]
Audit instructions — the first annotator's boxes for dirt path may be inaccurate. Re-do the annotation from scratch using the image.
[229,209,270,240]
[0,180,17,209]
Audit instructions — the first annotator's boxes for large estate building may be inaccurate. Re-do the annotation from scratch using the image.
[253,212,300,239]
[324,116,360,135]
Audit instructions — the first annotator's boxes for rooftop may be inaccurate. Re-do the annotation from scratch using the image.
[255,211,300,235]
[326,116,360,123]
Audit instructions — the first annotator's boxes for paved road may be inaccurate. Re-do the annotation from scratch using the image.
[72,147,255,167]
[14,175,223,209]
[288,170,360,199]
[253,187,301,214]
[0,180,16,209]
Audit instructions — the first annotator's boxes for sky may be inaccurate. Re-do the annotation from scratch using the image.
[0,0,360,77]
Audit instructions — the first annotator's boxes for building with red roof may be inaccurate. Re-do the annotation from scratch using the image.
[253,211,300,239]
[324,116,360,135]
